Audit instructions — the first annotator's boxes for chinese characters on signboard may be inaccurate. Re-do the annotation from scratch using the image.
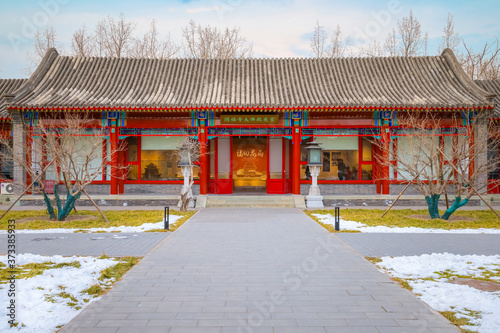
[220,114,279,125]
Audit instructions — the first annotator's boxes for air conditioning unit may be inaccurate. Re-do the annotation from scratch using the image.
[1,183,14,195]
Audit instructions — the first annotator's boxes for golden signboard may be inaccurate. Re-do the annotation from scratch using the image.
[220,114,279,125]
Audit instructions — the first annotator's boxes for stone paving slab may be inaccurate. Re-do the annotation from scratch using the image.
[0,232,168,257]
[337,233,500,257]
[61,208,459,332]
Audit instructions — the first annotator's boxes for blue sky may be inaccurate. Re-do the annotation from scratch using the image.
[0,0,499,78]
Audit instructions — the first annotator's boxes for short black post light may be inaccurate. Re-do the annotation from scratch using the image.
[306,138,324,208]
[177,141,194,208]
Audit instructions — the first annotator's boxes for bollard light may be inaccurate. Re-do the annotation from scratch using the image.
[164,206,170,230]
[335,206,340,231]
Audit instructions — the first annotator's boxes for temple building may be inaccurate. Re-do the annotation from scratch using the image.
[0,48,498,198]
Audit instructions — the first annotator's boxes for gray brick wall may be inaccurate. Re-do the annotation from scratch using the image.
[300,184,376,195]
[56,183,200,195]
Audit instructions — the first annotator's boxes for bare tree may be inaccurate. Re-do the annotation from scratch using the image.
[375,109,499,220]
[438,13,460,54]
[397,10,425,56]
[25,25,59,75]
[330,25,351,58]
[310,21,329,58]
[384,29,399,56]
[182,20,253,59]
[310,22,350,58]
[71,24,95,57]
[0,113,125,221]
[358,40,385,57]
[95,19,107,57]
[129,19,179,58]
[460,37,500,80]
[175,136,202,211]
[424,32,429,56]
[97,13,136,58]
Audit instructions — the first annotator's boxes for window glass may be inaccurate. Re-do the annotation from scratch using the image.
[361,164,373,180]
[209,139,215,179]
[140,137,199,180]
[218,137,231,179]
[269,137,282,179]
[362,138,372,161]
[127,164,139,180]
[318,149,359,180]
[127,137,138,162]
[0,143,13,180]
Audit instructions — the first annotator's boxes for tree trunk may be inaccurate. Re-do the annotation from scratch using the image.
[54,185,62,212]
[441,196,469,220]
[57,192,81,221]
[179,189,190,212]
[425,194,441,219]
[42,191,56,220]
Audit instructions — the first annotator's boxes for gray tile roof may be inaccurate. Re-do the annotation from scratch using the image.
[8,48,495,111]
[475,80,500,117]
[0,79,27,118]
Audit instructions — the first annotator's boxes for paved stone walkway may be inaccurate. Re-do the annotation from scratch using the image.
[337,233,500,257]
[61,208,458,333]
[0,232,168,257]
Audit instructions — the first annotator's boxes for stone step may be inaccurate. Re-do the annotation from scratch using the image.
[205,195,298,208]
[207,203,295,208]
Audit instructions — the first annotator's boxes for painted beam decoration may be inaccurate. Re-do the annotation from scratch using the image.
[220,114,279,125]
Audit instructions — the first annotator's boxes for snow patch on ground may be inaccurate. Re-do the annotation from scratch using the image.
[377,253,500,333]
[0,216,180,234]
[0,253,120,332]
[313,213,500,233]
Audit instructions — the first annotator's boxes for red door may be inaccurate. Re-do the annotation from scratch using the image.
[215,137,233,194]
[267,137,286,194]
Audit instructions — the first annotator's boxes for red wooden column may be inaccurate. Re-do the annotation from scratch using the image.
[118,140,125,195]
[374,142,382,194]
[199,123,208,195]
[381,125,390,195]
[292,125,301,195]
[26,125,32,194]
[110,125,118,195]
[468,126,475,183]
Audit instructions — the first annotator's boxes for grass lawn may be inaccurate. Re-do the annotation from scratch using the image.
[305,208,500,231]
[0,209,196,232]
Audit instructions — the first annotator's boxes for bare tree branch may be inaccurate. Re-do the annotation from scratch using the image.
[129,19,179,58]
[182,20,253,59]
[97,13,136,58]
[460,37,500,80]
[71,24,95,57]
[25,25,59,75]
[397,10,425,56]
[438,13,460,54]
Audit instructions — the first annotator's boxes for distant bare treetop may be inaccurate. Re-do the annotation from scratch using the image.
[97,13,136,58]
[359,40,384,57]
[310,21,329,58]
[129,20,180,59]
[384,29,399,57]
[25,25,59,75]
[71,24,95,57]
[460,37,500,80]
[438,13,460,54]
[397,10,426,56]
[309,22,350,58]
[182,20,253,59]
